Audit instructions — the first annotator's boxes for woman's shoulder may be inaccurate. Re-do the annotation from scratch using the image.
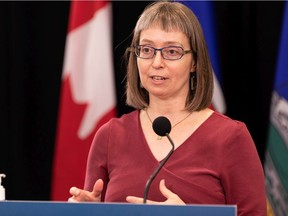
[100,109,139,131]
[208,111,255,150]
[93,109,140,139]
[110,109,139,124]
[209,111,249,133]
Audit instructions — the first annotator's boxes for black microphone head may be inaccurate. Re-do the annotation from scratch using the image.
[152,116,172,136]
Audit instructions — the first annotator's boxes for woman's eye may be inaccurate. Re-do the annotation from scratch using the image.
[166,48,179,55]
[142,47,152,53]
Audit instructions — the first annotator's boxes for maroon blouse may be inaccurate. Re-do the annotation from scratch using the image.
[84,110,266,216]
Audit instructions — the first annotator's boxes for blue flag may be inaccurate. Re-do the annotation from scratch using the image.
[180,1,226,113]
[265,2,288,216]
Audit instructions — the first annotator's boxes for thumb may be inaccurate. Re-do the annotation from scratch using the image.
[91,179,104,197]
[159,179,185,205]
[159,179,174,199]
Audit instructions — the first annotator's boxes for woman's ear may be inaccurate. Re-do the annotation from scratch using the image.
[190,62,196,72]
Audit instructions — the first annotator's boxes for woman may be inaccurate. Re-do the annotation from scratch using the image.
[69,1,267,215]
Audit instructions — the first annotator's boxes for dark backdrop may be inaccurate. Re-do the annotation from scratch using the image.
[0,1,285,200]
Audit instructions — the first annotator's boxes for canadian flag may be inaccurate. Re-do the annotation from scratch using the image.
[51,1,116,201]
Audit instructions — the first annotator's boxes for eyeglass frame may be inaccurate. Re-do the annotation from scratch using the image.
[133,45,195,60]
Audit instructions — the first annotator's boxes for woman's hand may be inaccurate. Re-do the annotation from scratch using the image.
[126,179,185,205]
[68,179,104,202]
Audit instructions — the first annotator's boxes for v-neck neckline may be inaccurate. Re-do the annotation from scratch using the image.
[137,110,215,163]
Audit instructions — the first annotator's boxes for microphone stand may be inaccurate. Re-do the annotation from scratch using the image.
[143,133,175,204]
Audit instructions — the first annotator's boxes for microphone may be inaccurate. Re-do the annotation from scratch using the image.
[143,116,175,204]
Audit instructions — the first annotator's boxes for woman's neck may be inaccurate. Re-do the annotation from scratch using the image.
[148,96,187,115]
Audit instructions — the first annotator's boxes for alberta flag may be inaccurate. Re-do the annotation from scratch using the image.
[264,2,288,216]
[51,1,116,200]
[180,1,226,113]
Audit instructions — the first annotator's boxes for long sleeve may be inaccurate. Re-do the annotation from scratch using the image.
[84,119,111,201]
[220,122,267,216]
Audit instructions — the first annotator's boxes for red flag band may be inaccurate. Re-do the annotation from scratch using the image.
[51,1,116,201]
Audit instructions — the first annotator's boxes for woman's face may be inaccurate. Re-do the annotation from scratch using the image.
[137,26,196,101]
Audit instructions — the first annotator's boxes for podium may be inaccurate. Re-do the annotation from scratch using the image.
[0,201,236,216]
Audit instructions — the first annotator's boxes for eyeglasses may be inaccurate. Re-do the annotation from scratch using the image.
[134,45,194,60]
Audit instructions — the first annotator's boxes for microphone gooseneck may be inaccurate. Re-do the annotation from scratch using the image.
[143,116,175,204]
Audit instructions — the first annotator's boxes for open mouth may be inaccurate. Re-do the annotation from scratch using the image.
[151,76,166,80]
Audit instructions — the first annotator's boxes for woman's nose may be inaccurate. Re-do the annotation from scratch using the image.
[152,51,164,67]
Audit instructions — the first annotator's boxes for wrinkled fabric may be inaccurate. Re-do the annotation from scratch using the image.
[84,110,266,216]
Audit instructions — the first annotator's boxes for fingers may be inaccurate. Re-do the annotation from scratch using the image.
[159,179,173,199]
[68,187,82,202]
[126,196,144,204]
[68,179,104,202]
[126,180,185,205]
[68,187,89,202]
[70,187,80,197]
[126,196,158,204]
[68,196,79,203]
[91,179,104,198]
[159,179,185,205]
[126,180,174,205]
